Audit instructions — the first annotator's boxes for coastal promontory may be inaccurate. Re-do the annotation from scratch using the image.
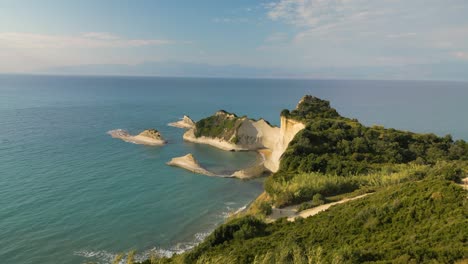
[108,129,167,146]
[167,153,216,176]
[180,97,312,173]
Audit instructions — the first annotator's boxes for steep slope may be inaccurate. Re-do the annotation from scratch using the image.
[182,98,313,173]
[145,179,467,264]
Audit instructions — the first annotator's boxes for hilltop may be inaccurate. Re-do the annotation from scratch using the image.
[136,95,468,264]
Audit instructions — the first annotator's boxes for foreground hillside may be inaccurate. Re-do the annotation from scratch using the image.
[144,179,467,263]
[136,95,467,264]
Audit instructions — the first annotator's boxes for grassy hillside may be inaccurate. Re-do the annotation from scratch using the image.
[267,96,468,206]
[134,95,467,264]
[144,179,467,263]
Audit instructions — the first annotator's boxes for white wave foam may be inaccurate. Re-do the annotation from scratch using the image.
[75,204,248,263]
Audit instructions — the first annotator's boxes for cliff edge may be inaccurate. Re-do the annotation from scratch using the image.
[182,97,316,173]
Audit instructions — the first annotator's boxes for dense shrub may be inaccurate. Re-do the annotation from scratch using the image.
[194,111,242,139]
[268,95,468,206]
[258,202,272,216]
[145,179,467,264]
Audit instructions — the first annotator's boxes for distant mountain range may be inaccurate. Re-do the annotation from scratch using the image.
[41,61,468,81]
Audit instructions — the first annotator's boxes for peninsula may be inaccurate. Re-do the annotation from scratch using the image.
[167,98,308,178]
[108,129,167,146]
[135,95,468,264]
[168,115,195,129]
[167,154,216,176]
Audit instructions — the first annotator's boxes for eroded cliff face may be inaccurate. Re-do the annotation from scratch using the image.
[183,114,304,173]
[266,116,305,172]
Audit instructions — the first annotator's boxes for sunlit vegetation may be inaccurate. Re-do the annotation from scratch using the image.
[194,110,243,139]
[267,96,468,206]
[139,179,468,264]
[135,95,468,264]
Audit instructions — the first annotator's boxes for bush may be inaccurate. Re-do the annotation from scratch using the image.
[161,179,467,264]
[258,202,272,216]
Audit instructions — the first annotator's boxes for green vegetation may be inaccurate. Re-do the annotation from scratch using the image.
[194,110,243,140]
[281,95,340,120]
[266,162,468,207]
[140,179,468,263]
[136,95,468,264]
[267,95,468,206]
[297,193,325,212]
[257,201,272,216]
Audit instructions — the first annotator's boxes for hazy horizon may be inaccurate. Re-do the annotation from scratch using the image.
[1,0,468,80]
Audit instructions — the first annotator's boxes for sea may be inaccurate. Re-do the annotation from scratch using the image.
[0,75,467,264]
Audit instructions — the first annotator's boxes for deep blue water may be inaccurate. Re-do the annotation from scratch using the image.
[0,75,467,264]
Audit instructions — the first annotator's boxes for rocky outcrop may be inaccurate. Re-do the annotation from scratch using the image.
[108,129,166,146]
[168,115,195,129]
[231,152,268,179]
[182,108,306,173]
[167,152,268,179]
[167,154,216,176]
[267,116,305,172]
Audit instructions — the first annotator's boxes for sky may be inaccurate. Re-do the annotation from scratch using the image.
[1,0,468,80]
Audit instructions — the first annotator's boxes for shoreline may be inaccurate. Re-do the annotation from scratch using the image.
[167,154,218,177]
[167,151,268,179]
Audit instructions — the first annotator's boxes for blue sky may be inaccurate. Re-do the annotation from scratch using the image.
[1,0,468,80]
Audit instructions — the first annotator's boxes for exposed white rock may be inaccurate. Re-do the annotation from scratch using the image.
[166,153,216,176]
[108,129,166,146]
[168,115,195,129]
[182,116,304,173]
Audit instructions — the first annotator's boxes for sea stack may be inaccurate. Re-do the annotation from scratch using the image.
[167,153,216,176]
[168,115,196,129]
[108,128,167,146]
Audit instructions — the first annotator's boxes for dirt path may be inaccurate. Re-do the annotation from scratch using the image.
[288,194,369,221]
[459,177,468,190]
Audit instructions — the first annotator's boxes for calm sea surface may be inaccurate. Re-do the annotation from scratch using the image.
[0,75,467,264]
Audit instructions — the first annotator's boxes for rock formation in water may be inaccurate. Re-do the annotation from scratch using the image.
[181,97,312,173]
[167,153,216,176]
[108,128,166,146]
[168,115,196,129]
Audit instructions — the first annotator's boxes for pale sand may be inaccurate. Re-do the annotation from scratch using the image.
[459,177,468,191]
[265,194,370,223]
[108,129,166,146]
[167,152,268,179]
[167,154,217,177]
[287,194,369,222]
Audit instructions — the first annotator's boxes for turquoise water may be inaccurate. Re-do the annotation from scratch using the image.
[0,75,467,264]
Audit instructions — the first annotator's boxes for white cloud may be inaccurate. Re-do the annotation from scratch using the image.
[0,32,173,49]
[386,33,417,39]
[263,0,468,68]
[265,32,288,43]
[212,17,249,23]
[0,32,178,72]
[267,0,383,27]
